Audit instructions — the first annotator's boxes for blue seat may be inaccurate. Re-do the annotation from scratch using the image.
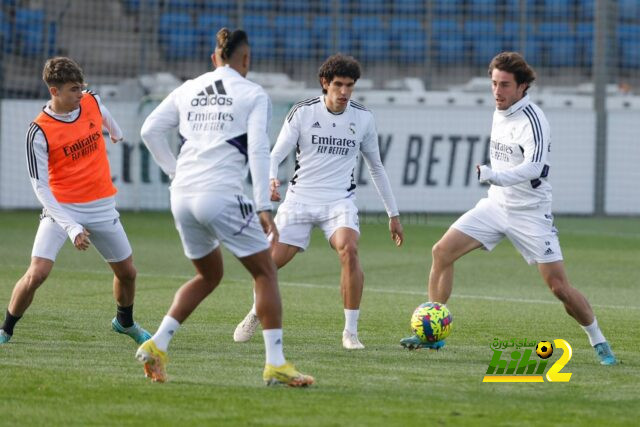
[122,0,159,14]
[472,37,503,65]
[159,12,199,59]
[15,8,45,56]
[468,0,498,16]
[576,22,593,66]
[463,20,498,39]
[281,28,312,59]
[577,0,594,20]
[242,14,270,32]
[504,0,537,19]
[166,0,198,11]
[540,0,573,20]
[0,10,11,52]
[547,38,578,66]
[393,0,426,15]
[619,0,640,22]
[352,16,384,31]
[536,22,572,40]
[201,0,235,12]
[352,0,388,14]
[617,23,640,41]
[240,15,274,60]
[244,0,275,12]
[522,39,543,65]
[464,21,500,66]
[312,16,351,56]
[274,16,310,59]
[620,39,640,68]
[247,27,275,60]
[435,36,465,65]
[350,16,388,62]
[358,30,390,62]
[430,19,460,36]
[433,0,464,17]
[390,18,425,63]
[280,2,310,13]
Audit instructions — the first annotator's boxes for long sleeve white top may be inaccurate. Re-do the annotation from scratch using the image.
[270,96,399,217]
[483,95,552,209]
[140,65,272,211]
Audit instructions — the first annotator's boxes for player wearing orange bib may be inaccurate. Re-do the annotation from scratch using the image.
[0,57,150,345]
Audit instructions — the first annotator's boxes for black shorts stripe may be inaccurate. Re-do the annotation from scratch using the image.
[286,97,320,122]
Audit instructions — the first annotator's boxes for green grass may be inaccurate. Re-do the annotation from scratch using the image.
[0,211,638,426]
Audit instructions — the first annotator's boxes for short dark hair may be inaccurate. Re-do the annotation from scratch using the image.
[216,27,249,60]
[317,54,361,94]
[42,57,84,88]
[488,52,536,90]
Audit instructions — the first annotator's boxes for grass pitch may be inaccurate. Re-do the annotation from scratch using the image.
[0,211,638,426]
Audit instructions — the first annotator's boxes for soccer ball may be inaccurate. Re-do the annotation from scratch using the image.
[410,302,453,343]
[536,341,554,359]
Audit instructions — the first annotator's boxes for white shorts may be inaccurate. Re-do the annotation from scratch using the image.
[274,197,360,251]
[32,212,132,263]
[451,198,563,265]
[170,191,270,259]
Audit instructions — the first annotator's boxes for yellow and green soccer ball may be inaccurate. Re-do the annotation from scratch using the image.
[410,302,453,343]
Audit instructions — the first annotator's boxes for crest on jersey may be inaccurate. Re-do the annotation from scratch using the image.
[349,122,356,135]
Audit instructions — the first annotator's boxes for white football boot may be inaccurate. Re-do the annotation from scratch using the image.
[342,330,365,350]
[233,311,260,343]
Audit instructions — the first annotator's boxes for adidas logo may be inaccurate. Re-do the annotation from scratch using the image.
[191,80,233,106]
[312,121,321,128]
[275,339,282,345]
[544,248,554,255]
[89,122,95,129]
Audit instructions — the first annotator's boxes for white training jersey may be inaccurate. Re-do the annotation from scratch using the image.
[27,91,123,242]
[140,65,272,211]
[271,96,399,216]
[487,95,552,209]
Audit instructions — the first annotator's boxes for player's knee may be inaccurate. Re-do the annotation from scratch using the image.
[432,241,452,265]
[547,277,570,301]
[23,269,48,290]
[338,243,359,265]
[117,266,137,285]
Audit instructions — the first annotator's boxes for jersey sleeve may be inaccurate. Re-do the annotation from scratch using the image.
[26,124,84,242]
[359,112,379,154]
[489,113,549,187]
[94,94,124,142]
[246,89,273,211]
[140,88,180,178]
[359,116,400,217]
[269,105,300,180]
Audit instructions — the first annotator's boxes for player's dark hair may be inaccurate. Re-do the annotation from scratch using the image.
[318,54,361,94]
[216,28,249,61]
[488,51,536,91]
[42,57,85,88]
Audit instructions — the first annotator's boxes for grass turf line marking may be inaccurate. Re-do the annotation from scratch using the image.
[6,264,639,311]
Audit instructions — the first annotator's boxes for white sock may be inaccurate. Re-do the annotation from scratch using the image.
[581,318,606,346]
[151,315,180,352]
[262,329,286,366]
[344,309,360,334]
